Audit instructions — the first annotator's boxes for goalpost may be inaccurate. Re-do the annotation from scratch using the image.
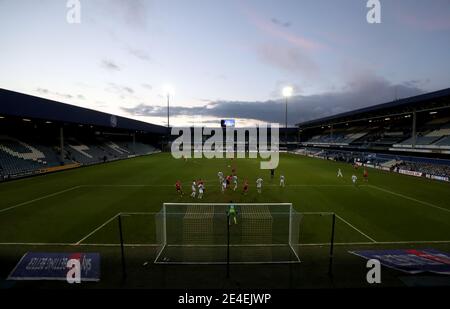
[154,203,302,264]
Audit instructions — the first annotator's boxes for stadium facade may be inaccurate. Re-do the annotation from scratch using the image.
[296,87,450,181]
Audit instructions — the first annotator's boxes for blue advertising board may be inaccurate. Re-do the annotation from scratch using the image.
[7,252,100,281]
[350,249,450,274]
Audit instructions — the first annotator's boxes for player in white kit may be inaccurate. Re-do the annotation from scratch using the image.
[256,177,263,194]
[351,174,357,185]
[337,168,343,177]
[233,175,238,191]
[198,183,204,199]
[222,178,227,193]
[190,180,197,198]
[280,175,285,187]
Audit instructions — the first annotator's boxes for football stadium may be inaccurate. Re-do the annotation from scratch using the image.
[0,0,449,301]
[1,87,449,289]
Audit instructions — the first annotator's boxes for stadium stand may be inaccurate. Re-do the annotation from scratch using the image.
[0,89,164,180]
[296,88,450,181]
[0,132,161,179]
[394,161,450,178]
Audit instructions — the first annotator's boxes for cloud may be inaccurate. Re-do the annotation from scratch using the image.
[271,18,291,28]
[35,88,85,101]
[122,74,424,125]
[101,59,121,71]
[36,88,49,94]
[396,1,450,31]
[239,3,322,77]
[141,83,153,90]
[256,44,319,76]
[240,3,324,51]
[217,74,228,80]
[128,48,151,61]
[107,0,149,29]
[400,13,450,31]
[123,87,133,94]
[106,83,134,95]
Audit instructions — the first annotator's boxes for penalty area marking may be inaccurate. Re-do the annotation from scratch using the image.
[0,186,82,214]
[368,184,450,214]
[335,213,377,243]
[74,213,121,245]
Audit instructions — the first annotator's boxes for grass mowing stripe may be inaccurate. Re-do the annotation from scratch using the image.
[0,186,82,214]
[368,184,450,214]
[335,213,377,243]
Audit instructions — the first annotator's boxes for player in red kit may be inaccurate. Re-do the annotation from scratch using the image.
[363,169,368,182]
[243,179,249,195]
[226,175,232,187]
[175,180,183,196]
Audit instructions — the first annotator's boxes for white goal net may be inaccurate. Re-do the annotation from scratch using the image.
[154,203,302,264]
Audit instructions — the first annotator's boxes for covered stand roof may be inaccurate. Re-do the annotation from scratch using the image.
[297,88,450,129]
[0,88,166,134]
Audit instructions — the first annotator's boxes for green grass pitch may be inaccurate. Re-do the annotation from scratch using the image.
[1,152,450,288]
[0,152,449,246]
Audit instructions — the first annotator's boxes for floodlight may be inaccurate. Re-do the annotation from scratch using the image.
[282,86,293,98]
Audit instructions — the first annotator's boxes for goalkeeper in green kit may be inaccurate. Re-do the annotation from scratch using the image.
[227,201,238,225]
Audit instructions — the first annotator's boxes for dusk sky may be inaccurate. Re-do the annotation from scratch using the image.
[1,0,449,127]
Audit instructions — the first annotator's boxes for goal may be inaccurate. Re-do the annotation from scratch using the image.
[154,203,302,264]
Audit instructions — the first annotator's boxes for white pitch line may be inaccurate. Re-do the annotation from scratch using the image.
[163,202,292,206]
[298,212,334,215]
[335,214,377,243]
[121,212,158,215]
[81,184,176,187]
[79,179,216,188]
[0,242,77,246]
[1,240,450,246]
[81,184,364,188]
[123,211,304,215]
[368,184,450,214]
[154,261,301,265]
[357,240,450,245]
[287,184,369,187]
[74,213,120,245]
[299,240,450,246]
[0,186,82,214]
[166,244,288,247]
[0,242,161,247]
